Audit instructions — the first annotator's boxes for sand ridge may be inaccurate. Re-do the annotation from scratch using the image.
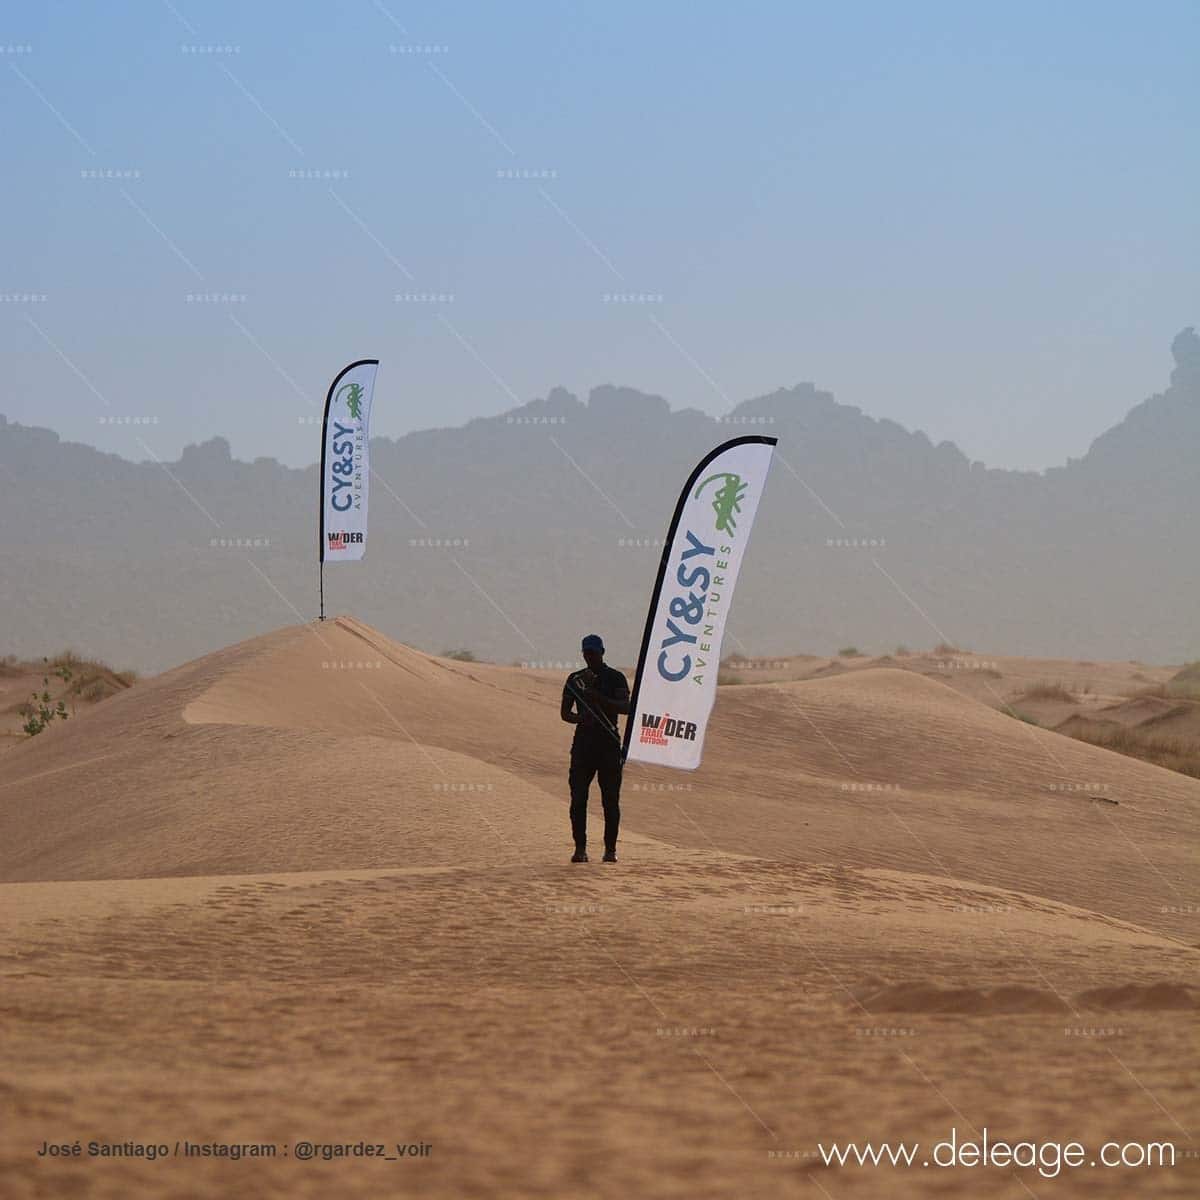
[1,617,1197,1197]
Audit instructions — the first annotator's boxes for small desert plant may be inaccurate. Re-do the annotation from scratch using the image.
[1064,723,1200,780]
[442,648,477,662]
[933,642,963,655]
[23,658,71,736]
[47,652,136,706]
[837,646,860,657]
[1002,706,1040,725]
[1017,681,1076,703]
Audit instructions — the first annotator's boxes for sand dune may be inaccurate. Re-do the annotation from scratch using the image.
[3,616,1193,936]
[2,617,1196,1197]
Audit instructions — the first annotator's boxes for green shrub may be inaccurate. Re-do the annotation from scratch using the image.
[23,659,71,736]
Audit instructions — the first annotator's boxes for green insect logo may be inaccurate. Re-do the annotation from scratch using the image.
[337,381,365,421]
[694,472,747,535]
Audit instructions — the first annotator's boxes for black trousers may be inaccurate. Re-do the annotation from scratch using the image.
[568,737,622,851]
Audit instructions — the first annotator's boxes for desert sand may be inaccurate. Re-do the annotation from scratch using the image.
[1,616,1196,1198]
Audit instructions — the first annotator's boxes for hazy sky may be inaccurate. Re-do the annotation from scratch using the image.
[3,1,1197,470]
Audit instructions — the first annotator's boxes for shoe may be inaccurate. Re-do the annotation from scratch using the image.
[571,849,588,863]
[602,849,618,863]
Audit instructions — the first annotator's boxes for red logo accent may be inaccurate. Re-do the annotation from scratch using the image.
[640,712,669,746]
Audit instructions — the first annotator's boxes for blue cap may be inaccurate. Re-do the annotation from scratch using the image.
[581,634,604,653]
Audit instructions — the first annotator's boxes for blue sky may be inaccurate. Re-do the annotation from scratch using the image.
[3,0,1197,468]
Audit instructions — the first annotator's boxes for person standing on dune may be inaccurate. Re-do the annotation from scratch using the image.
[561,634,629,863]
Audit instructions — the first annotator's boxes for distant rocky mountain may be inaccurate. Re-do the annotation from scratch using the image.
[3,331,1197,674]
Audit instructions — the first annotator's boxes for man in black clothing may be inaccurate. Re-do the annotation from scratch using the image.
[561,634,630,863]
